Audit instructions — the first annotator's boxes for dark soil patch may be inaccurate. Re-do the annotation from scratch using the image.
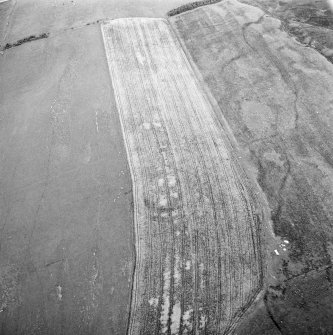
[266,266,333,334]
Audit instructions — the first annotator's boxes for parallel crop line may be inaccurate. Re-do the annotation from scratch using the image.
[102,18,261,334]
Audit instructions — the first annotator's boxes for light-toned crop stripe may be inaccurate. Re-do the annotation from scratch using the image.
[101,18,261,334]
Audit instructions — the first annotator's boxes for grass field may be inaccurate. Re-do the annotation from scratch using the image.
[170,0,333,333]
[102,18,263,334]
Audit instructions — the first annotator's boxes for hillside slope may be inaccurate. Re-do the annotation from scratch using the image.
[170,0,333,333]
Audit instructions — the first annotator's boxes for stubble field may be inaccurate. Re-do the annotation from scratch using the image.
[102,17,264,334]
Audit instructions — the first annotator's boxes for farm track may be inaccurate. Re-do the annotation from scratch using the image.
[102,18,262,334]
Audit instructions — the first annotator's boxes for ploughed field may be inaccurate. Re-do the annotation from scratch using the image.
[102,18,263,334]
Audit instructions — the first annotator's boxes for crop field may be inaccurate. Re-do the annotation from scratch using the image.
[102,18,263,334]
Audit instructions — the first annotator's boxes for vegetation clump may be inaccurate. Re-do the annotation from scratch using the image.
[2,33,49,51]
[167,0,221,16]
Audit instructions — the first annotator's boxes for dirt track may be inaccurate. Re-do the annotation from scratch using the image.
[102,18,263,334]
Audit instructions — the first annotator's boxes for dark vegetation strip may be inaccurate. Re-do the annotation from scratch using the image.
[1,18,105,52]
[2,33,49,50]
[263,293,283,334]
[167,0,221,17]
